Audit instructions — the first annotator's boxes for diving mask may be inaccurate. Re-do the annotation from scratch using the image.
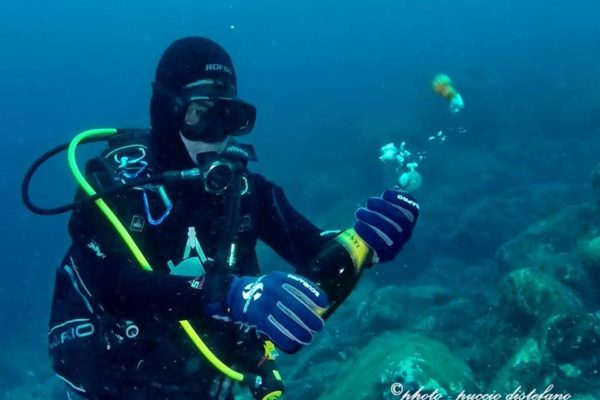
[176,81,256,142]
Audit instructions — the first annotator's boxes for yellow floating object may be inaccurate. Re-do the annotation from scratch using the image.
[432,73,464,113]
[432,73,457,100]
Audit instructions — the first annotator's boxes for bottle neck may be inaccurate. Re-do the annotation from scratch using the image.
[336,228,373,271]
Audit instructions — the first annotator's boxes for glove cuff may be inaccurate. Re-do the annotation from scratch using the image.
[202,273,237,318]
[226,275,263,321]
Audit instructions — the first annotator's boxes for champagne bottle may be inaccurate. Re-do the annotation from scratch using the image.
[306,228,374,319]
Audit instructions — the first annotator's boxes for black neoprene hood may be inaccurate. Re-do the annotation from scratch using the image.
[149,37,239,170]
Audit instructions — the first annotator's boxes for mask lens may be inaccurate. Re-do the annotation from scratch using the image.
[217,99,256,135]
[180,98,256,142]
[184,100,215,127]
[181,100,225,142]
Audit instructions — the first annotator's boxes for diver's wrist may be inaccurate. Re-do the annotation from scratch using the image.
[202,273,237,318]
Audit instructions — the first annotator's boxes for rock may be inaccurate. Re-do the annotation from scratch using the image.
[431,297,478,333]
[497,204,597,274]
[592,164,600,198]
[576,234,600,303]
[542,312,600,364]
[0,375,63,400]
[501,268,582,326]
[319,332,477,400]
[357,284,455,334]
[496,202,600,302]
[538,312,600,394]
[428,257,500,295]
[489,337,544,394]
[581,236,600,265]
[547,254,596,300]
[486,312,600,396]
[440,184,586,263]
[580,236,600,290]
[552,357,600,395]
[282,359,347,400]
[467,325,523,385]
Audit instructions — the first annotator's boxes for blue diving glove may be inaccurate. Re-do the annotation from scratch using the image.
[354,189,420,263]
[226,272,329,353]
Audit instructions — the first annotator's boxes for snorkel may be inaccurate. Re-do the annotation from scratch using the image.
[23,128,283,400]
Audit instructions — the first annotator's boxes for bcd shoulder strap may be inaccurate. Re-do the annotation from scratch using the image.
[101,129,155,182]
[82,129,156,190]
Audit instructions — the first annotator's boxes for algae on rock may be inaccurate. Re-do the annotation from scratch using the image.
[502,268,582,325]
[319,332,477,400]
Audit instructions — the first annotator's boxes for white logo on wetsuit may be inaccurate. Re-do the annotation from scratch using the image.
[87,241,106,259]
[49,321,95,349]
[130,215,145,232]
[167,227,208,278]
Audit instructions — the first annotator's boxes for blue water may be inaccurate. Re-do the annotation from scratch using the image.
[1,0,599,397]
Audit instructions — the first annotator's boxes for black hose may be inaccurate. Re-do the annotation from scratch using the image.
[215,167,243,269]
[21,142,71,215]
[21,140,164,216]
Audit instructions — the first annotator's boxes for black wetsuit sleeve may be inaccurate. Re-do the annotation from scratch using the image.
[67,241,229,321]
[253,174,330,272]
[66,166,229,321]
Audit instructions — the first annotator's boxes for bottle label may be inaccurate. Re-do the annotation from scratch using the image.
[336,228,371,271]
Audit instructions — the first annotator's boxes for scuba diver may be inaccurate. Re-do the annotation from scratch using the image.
[29,37,419,399]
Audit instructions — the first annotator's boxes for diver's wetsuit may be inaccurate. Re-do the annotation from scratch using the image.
[48,131,328,400]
